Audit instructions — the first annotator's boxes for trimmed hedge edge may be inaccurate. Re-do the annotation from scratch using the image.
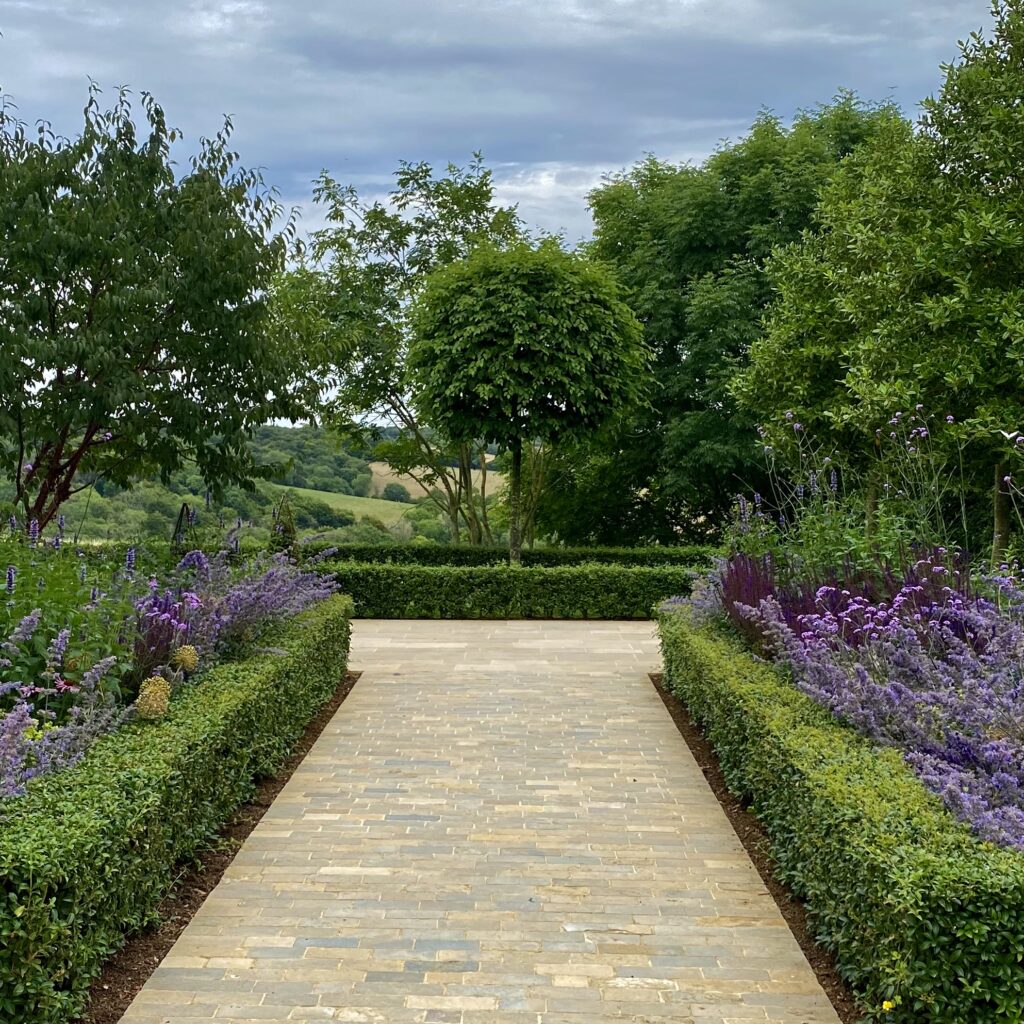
[657,609,1024,1024]
[0,594,354,1024]
[327,563,699,619]
[303,541,716,567]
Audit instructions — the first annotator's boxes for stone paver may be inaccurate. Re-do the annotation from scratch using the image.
[119,620,840,1024]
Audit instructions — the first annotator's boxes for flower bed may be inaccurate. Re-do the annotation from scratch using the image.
[698,551,1024,850]
[2,529,336,798]
[326,562,698,618]
[0,593,353,1024]
[658,609,1024,1023]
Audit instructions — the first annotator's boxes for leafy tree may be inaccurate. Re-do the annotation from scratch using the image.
[737,1,1024,560]
[544,94,902,543]
[409,241,649,563]
[282,154,523,544]
[382,482,413,504]
[0,86,312,528]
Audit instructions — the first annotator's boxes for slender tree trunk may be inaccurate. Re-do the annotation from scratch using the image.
[458,445,485,545]
[992,460,1011,566]
[478,444,494,544]
[509,436,523,566]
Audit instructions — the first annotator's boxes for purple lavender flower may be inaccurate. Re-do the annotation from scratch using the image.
[125,547,136,574]
[57,513,65,533]
[47,628,71,668]
[7,515,16,533]
[176,549,211,580]
[27,519,39,548]
[694,555,1024,850]
[5,565,13,595]
[8,609,41,644]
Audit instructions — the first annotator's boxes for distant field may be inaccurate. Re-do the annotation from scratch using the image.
[369,461,504,499]
[267,484,414,526]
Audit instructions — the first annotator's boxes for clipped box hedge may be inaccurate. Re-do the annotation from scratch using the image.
[0,594,354,1024]
[328,562,697,618]
[658,610,1024,1024]
[305,541,714,568]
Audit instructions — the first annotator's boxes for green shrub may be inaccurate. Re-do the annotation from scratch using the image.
[0,595,353,1024]
[658,610,1024,1024]
[327,563,695,618]
[308,542,714,567]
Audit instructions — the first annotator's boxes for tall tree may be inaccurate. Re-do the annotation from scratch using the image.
[737,1,1024,561]
[409,242,649,564]
[0,86,309,527]
[285,154,523,543]
[540,94,902,544]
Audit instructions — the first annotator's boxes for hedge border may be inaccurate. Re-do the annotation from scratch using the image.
[305,541,714,567]
[657,610,1024,1024]
[0,594,354,1024]
[327,563,698,618]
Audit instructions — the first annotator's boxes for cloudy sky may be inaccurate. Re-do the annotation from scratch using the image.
[0,0,993,242]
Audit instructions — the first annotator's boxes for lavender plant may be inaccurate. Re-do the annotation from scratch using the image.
[0,531,336,801]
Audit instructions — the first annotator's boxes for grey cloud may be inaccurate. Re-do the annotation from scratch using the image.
[0,0,993,239]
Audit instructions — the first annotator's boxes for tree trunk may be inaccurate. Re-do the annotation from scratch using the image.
[992,460,1011,566]
[509,437,523,566]
[478,444,494,544]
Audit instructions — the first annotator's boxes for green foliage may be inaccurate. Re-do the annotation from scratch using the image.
[658,611,1024,1023]
[0,86,312,529]
[409,240,649,561]
[268,492,298,555]
[308,542,714,567]
[284,154,522,545]
[252,425,373,496]
[382,482,413,504]
[738,5,1024,559]
[0,595,353,1024]
[543,94,902,545]
[326,563,696,619]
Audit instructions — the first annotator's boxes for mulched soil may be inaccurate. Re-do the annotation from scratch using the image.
[75,670,362,1024]
[649,672,862,1024]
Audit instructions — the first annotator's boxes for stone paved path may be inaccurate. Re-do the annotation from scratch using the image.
[119,621,840,1024]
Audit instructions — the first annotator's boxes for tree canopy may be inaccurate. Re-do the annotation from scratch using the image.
[737,1,1024,559]
[409,241,648,562]
[279,154,524,544]
[0,86,310,527]
[537,93,903,544]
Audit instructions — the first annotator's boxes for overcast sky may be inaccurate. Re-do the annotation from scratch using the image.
[0,0,993,243]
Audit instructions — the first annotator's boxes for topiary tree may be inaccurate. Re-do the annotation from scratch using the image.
[409,241,649,564]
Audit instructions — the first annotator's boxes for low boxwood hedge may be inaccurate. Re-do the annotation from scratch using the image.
[0,594,354,1024]
[328,563,697,618]
[305,541,714,567]
[658,610,1024,1024]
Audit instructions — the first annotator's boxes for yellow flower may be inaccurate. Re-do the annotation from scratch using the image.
[136,676,171,721]
[882,1000,895,1012]
[171,645,200,674]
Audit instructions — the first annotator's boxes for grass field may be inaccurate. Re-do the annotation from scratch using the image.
[368,461,504,499]
[267,483,415,526]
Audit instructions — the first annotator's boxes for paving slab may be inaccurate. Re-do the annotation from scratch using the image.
[118,620,840,1024]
